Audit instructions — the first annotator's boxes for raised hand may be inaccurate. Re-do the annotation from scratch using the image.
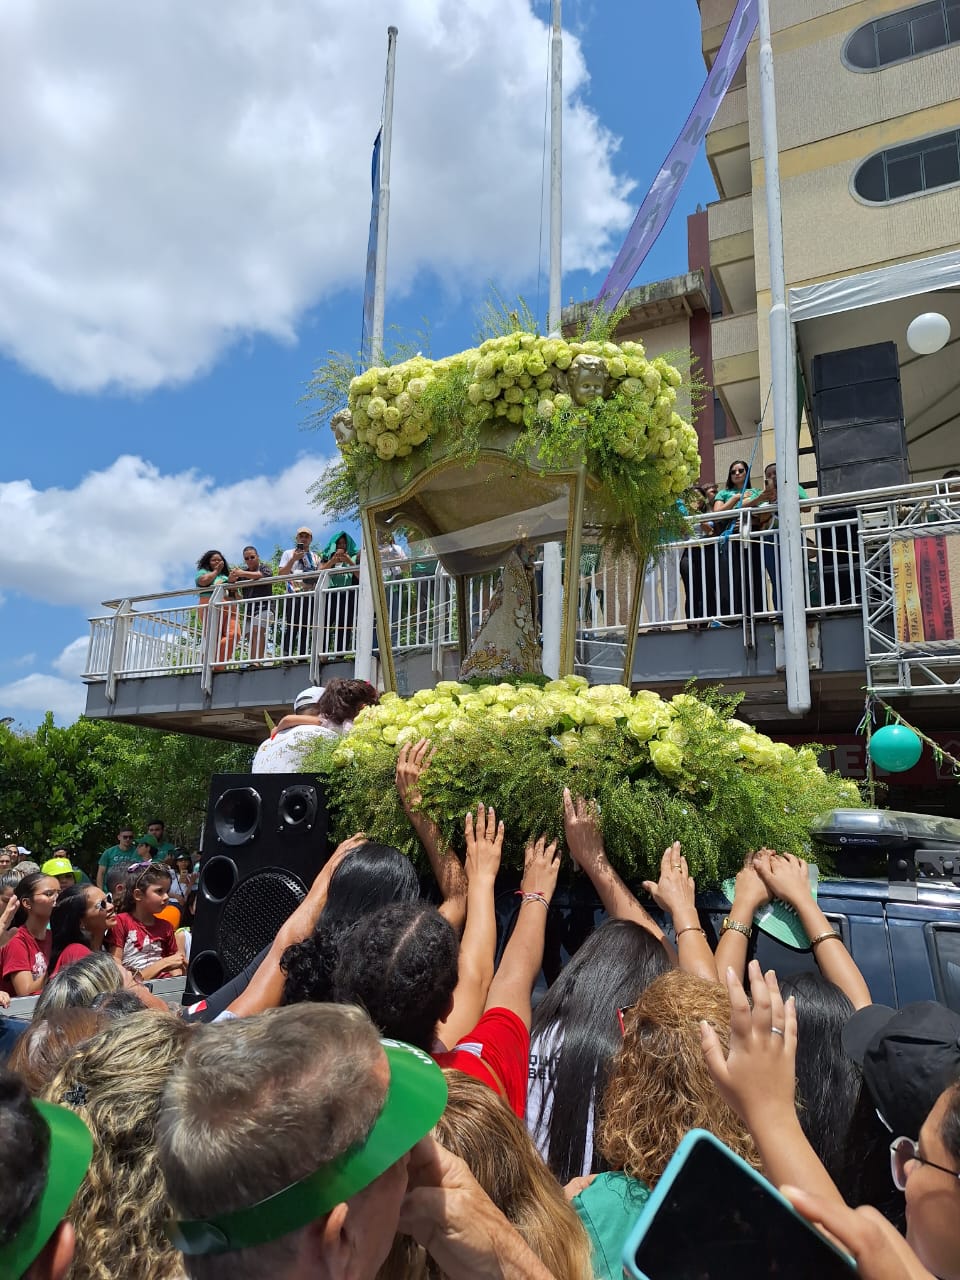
[562,788,604,871]
[732,850,774,915]
[464,804,503,884]
[700,959,797,1129]
[753,850,813,910]
[520,834,561,903]
[395,738,435,811]
[642,842,696,921]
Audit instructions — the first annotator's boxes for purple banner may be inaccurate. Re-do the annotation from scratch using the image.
[360,128,382,367]
[597,0,758,311]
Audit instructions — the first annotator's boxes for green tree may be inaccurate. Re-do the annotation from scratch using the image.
[0,717,252,874]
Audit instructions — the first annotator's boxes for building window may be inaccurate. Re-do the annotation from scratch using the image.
[713,395,728,440]
[853,129,960,202]
[844,1,960,69]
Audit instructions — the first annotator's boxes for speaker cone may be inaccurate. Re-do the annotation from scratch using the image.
[278,784,318,831]
[213,786,262,846]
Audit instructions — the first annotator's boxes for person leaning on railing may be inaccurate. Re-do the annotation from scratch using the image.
[195,549,238,668]
[712,461,765,619]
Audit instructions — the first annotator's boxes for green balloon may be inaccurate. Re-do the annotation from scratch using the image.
[869,724,922,773]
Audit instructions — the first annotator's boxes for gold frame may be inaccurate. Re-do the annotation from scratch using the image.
[358,433,642,691]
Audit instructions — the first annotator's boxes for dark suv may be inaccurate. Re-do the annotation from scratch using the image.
[503,809,960,1012]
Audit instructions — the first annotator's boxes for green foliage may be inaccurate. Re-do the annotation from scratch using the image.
[302,684,861,888]
[0,717,253,873]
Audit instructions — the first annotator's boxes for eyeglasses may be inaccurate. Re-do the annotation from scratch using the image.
[92,893,113,911]
[243,553,259,560]
[890,1135,960,1191]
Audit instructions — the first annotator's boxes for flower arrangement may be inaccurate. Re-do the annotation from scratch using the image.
[319,331,701,545]
[304,679,861,887]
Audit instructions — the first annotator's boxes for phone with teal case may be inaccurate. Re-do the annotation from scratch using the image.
[622,1129,855,1279]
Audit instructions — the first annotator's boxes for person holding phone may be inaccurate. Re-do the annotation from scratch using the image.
[278,524,321,658]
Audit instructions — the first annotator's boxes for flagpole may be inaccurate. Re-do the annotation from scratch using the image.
[541,0,564,677]
[371,26,398,361]
[757,0,810,713]
[356,26,399,685]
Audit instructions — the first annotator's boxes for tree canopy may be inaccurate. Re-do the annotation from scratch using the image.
[0,716,252,873]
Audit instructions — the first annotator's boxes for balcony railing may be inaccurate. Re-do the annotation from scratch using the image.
[82,480,960,698]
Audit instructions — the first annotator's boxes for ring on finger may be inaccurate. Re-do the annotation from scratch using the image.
[770,1027,784,1037]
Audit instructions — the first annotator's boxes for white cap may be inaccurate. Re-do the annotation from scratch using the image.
[293,686,325,711]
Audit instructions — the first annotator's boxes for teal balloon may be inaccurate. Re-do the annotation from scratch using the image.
[869,724,922,773]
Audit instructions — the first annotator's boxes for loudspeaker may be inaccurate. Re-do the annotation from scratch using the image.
[184,773,331,1001]
[810,342,909,498]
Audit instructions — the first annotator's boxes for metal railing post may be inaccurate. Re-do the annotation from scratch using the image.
[199,584,224,696]
[104,599,133,704]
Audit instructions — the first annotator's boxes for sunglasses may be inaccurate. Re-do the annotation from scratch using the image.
[92,893,113,910]
[730,466,747,474]
[890,1136,960,1191]
[126,861,167,889]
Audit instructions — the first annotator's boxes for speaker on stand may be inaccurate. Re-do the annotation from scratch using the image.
[183,773,331,1004]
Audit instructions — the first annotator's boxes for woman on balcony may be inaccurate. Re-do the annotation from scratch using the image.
[195,549,238,669]
[712,461,765,621]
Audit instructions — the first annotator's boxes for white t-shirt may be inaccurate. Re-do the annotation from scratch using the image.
[251,723,338,773]
[527,1023,597,1180]
[279,547,320,592]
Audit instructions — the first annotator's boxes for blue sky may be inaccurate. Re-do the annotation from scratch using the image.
[0,0,718,726]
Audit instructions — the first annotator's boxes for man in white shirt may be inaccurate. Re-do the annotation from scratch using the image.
[251,686,330,774]
[278,525,320,659]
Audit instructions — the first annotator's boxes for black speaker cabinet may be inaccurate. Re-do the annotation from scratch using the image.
[811,342,908,498]
[184,773,331,1001]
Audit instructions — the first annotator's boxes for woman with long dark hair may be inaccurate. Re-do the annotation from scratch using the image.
[528,919,672,1183]
[281,840,421,1005]
[195,548,238,667]
[49,883,118,976]
[779,972,860,1189]
[712,459,764,618]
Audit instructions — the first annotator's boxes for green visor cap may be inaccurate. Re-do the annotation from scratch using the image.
[0,1101,93,1280]
[168,1038,448,1257]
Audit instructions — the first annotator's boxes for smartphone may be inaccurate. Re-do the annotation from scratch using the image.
[622,1130,855,1280]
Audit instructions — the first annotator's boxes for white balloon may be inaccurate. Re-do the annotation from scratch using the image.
[906,312,951,355]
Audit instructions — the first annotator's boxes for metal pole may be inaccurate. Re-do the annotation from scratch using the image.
[357,27,398,685]
[371,26,397,362]
[758,0,810,713]
[542,0,564,676]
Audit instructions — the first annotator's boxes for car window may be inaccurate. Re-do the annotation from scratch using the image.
[925,925,960,1012]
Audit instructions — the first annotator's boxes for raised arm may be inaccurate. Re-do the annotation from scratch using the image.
[483,834,560,1030]
[713,851,772,983]
[755,851,872,1009]
[563,788,668,946]
[642,843,717,982]
[701,959,845,1207]
[397,739,468,932]
[226,833,366,1017]
[434,804,502,1050]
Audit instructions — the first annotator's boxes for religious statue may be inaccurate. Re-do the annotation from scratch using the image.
[459,542,542,681]
[330,407,356,447]
[560,353,609,406]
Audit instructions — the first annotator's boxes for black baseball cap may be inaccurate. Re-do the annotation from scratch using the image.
[842,1001,960,1138]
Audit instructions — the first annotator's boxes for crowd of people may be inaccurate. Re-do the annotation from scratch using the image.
[2,721,959,1279]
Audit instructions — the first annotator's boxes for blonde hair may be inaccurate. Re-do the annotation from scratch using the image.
[40,1009,191,1280]
[381,1071,593,1280]
[598,969,758,1187]
[8,1007,107,1095]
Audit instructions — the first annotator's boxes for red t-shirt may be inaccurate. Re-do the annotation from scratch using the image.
[1,926,52,996]
[109,912,177,973]
[50,942,93,976]
[433,1007,530,1119]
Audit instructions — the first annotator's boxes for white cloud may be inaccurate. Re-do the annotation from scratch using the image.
[52,637,89,680]
[0,673,86,724]
[0,452,335,609]
[0,0,633,393]
[9,652,36,669]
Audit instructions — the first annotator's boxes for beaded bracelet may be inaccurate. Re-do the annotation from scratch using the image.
[515,890,550,909]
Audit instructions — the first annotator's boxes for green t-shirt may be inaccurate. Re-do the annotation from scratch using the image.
[152,840,177,860]
[98,843,137,870]
[572,1171,651,1280]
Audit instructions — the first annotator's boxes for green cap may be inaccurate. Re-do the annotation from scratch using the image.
[167,1039,447,1257]
[136,834,159,850]
[0,1101,93,1279]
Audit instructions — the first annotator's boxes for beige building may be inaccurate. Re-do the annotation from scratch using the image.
[700,0,960,486]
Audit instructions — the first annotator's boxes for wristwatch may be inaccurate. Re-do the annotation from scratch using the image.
[720,916,752,939]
